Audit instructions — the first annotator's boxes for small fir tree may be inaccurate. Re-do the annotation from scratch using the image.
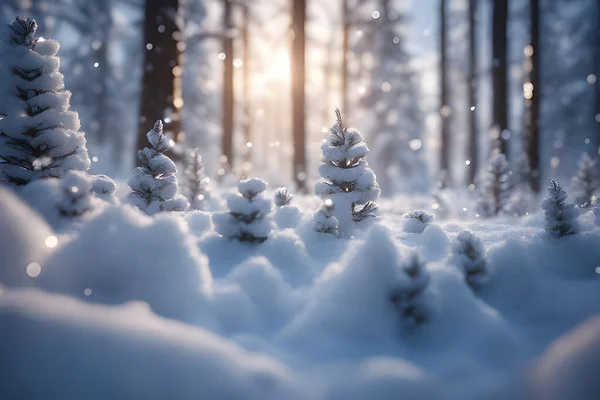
[274,187,293,208]
[477,152,512,217]
[571,153,599,208]
[313,199,339,236]
[451,230,489,291]
[504,153,534,217]
[57,171,93,218]
[183,148,210,210]
[213,178,272,243]
[127,120,188,215]
[315,109,380,236]
[0,17,90,185]
[390,252,431,329]
[541,180,579,238]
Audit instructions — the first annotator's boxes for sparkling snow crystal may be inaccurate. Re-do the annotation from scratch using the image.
[0,17,90,185]
[315,109,380,236]
[213,177,272,243]
[127,120,188,215]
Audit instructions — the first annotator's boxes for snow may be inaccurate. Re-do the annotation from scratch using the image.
[2,183,600,399]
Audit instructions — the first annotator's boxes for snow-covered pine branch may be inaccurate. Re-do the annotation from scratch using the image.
[315,109,380,236]
[57,171,93,218]
[127,120,188,215]
[0,17,90,185]
[91,174,116,203]
[183,148,210,211]
[313,199,339,236]
[402,209,435,233]
[477,152,512,217]
[390,252,431,329]
[274,187,293,208]
[541,180,579,238]
[571,153,599,208]
[451,230,489,291]
[213,178,272,243]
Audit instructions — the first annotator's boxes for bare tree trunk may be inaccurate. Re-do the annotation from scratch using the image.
[526,0,541,192]
[221,0,234,172]
[467,0,478,186]
[291,0,307,192]
[341,0,350,117]
[323,31,335,131]
[138,0,183,161]
[241,3,252,175]
[492,0,509,156]
[439,0,450,186]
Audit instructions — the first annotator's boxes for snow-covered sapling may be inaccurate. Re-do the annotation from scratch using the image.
[57,171,93,218]
[477,152,512,217]
[213,178,272,243]
[313,199,339,236]
[451,230,489,291]
[0,17,90,185]
[315,109,380,236]
[91,174,116,202]
[541,180,579,238]
[183,148,210,210]
[402,209,435,233]
[390,252,431,329]
[274,187,293,208]
[127,120,188,215]
[593,198,600,226]
[571,153,599,208]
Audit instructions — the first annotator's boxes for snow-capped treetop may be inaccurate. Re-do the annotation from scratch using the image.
[91,174,116,202]
[402,210,435,234]
[315,109,380,236]
[127,120,188,214]
[274,187,293,207]
[451,230,489,291]
[541,180,579,238]
[571,153,599,208]
[238,178,267,198]
[0,17,90,185]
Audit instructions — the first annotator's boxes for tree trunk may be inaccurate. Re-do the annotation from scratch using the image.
[439,0,450,185]
[492,0,509,156]
[242,3,252,175]
[138,0,183,161]
[341,0,350,118]
[526,0,541,192]
[221,0,234,173]
[291,0,307,192]
[467,0,478,186]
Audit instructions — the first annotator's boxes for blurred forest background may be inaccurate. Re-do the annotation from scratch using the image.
[2,0,599,196]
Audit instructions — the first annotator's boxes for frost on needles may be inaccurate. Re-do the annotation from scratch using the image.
[315,109,380,236]
[0,17,90,185]
[127,120,188,215]
[541,180,579,238]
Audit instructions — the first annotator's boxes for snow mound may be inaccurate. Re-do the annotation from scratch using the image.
[0,287,303,400]
[273,205,302,229]
[0,187,54,287]
[402,210,435,233]
[37,205,213,324]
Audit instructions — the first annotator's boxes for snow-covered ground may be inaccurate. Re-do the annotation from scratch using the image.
[1,181,599,399]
